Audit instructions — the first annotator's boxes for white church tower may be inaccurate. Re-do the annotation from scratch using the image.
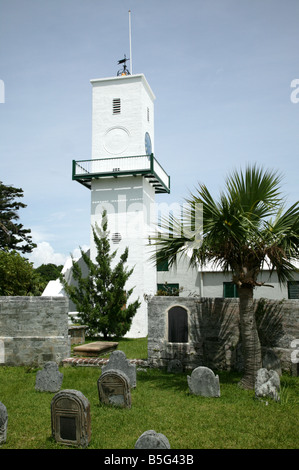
[72,59,170,337]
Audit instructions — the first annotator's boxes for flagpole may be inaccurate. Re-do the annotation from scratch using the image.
[129,10,133,74]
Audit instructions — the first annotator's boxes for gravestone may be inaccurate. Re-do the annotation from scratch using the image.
[262,350,282,376]
[187,366,220,397]
[255,368,280,402]
[0,402,8,445]
[35,361,63,392]
[51,389,91,447]
[135,430,171,449]
[167,359,183,373]
[102,350,136,388]
[97,369,131,408]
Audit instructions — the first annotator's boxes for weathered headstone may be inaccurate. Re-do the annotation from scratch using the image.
[167,359,183,373]
[0,402,8,445]
[35,361,63,392]
[97,369,131,408]
[262,350,282,376]
[135,430,171,449]
[51,389,91,447]
[255,368,280,402]
[102,350,136,388]
[187,366,220,397]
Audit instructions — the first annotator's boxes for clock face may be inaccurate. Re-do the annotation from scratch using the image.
[104,127,130,154]
[145,132,152,155]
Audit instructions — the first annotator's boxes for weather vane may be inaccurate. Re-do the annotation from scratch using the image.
[117,54,131,76]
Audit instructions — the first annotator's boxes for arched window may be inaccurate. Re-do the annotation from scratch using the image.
[168,306,188,343]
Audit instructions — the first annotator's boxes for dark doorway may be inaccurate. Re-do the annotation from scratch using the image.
[168,306,188,343]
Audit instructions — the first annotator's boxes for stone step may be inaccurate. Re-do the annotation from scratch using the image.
[62,357,148,368]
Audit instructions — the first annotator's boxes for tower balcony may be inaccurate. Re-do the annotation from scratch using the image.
[72,154,170,194]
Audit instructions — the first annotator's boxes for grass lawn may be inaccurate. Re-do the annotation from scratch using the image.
[0,337,298,449]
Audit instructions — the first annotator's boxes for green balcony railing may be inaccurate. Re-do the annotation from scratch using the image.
[72,154,170,193]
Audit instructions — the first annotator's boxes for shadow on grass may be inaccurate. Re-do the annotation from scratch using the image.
[84,336,146,345]
[216,370,243,384]
[137,368,189,393]
[136,368,243,394]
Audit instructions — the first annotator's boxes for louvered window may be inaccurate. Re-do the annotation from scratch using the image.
[111,232,122,244]
[113,98,121,114]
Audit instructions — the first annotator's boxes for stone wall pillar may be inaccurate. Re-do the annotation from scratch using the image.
[0,296,70,366]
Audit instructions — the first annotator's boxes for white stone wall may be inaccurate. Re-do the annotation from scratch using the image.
[90,175,156,337]
[88,74,158,338]
[157,255,200,297]
[159,256,299,300]
[90,74,155,159]
[201,270,299,299]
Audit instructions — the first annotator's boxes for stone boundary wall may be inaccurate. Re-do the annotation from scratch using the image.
[148,297,299,373]
[0,296,70,366]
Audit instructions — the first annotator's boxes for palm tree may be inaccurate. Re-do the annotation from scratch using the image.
[154,165,299,389]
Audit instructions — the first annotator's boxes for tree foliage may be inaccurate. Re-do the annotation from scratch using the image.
[0,249,42,295]
[0,181,36,253]
[60,210,140,339]
[35,263,63,284]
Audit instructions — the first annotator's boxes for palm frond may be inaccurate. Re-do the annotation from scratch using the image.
[262,201,299,283]
[226,164,283,220]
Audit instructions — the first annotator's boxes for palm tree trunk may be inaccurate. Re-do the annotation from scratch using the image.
[238,285,262,389]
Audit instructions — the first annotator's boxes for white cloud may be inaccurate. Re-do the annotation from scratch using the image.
[72,245,89,260]
[28,241,68,268]
[27,239,90,268]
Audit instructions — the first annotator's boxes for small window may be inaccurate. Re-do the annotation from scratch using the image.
[147,107,150,122]
[223,282,238,298]
[288,281,299,299]
[113,98,121,114]
[157,283,179,296]
[168,306,188,343]
[157,257,169,271]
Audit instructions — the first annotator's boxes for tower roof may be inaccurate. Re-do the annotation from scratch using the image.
[90,73,156,101]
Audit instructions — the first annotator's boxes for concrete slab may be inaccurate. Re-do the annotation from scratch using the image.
[73,341,118,357]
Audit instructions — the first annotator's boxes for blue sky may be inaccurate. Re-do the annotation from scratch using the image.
[1,0,299,267]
